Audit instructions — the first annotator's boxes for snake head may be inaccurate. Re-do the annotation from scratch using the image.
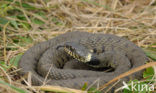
[57,42,92,62]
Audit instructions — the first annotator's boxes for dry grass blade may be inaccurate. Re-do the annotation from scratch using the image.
[2,22,9,63]
[99,62,156,91]
[34,85,87,93]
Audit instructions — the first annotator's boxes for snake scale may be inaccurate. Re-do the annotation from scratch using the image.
[18,31,148,92]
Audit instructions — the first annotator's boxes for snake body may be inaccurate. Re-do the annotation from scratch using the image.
[18,31,148,92]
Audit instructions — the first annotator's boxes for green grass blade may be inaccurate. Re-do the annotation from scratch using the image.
[0,80,27,93]
[143,48,156,61]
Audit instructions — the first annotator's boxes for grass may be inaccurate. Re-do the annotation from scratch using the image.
[0,0,156,93]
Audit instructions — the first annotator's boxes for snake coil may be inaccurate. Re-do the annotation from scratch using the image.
[18,31,148,92]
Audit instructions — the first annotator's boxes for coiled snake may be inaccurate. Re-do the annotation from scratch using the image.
[18,31,148,92]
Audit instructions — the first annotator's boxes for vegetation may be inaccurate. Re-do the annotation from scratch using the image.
[0,0,156,93]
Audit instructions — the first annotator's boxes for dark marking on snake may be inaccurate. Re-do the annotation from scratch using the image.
[93,48,97,53]
[88,57,100,65]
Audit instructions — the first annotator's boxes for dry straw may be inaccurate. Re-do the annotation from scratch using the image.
[0,0,156,93]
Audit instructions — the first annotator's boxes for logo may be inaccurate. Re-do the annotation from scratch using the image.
[122,81,154,92]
